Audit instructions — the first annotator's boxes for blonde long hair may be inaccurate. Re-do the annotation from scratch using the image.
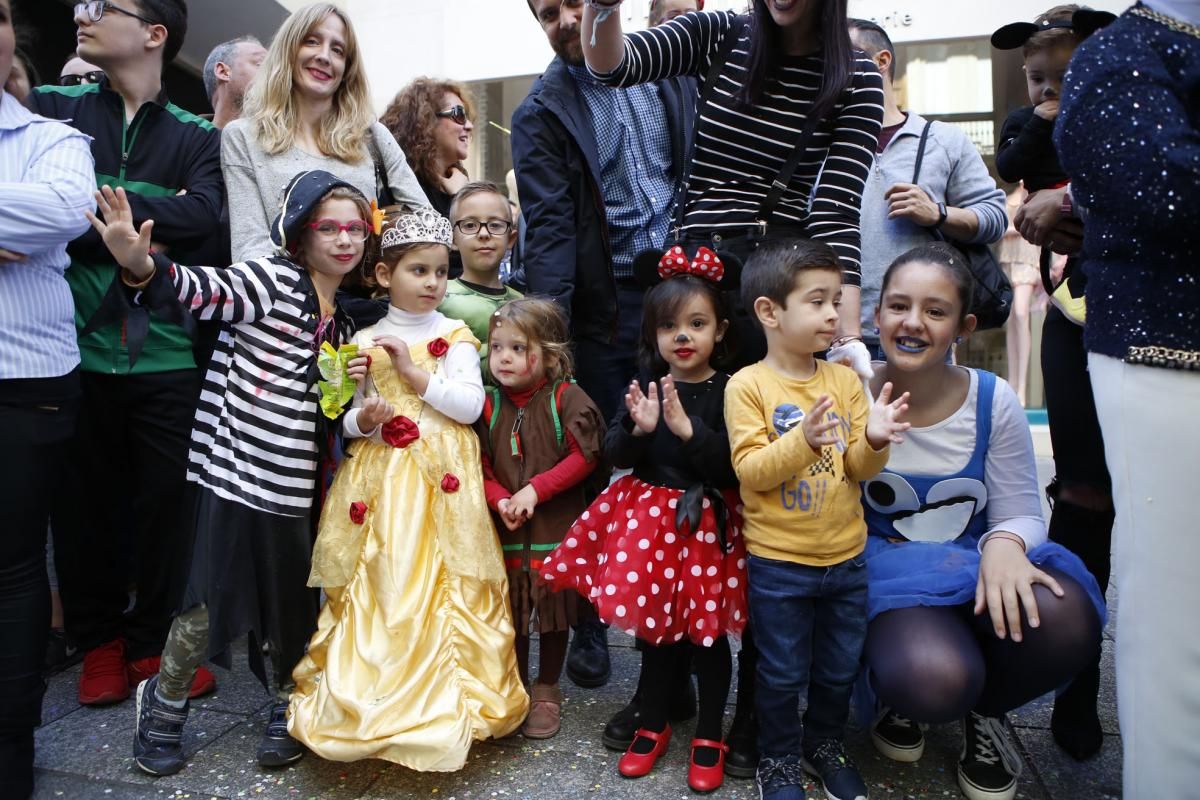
[243,3,373,163]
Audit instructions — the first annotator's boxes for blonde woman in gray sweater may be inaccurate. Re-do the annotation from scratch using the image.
[221,2,428,264]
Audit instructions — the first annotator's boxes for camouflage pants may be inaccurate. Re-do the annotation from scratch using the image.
[159,604,296,702]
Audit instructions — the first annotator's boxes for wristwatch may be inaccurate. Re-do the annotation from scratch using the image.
[934,201,948,229]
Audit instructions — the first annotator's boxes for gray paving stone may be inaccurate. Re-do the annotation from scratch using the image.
[41,663,84,727]
[34,700,243,791]
[1016,727,1122,800]
[31,770,204,800]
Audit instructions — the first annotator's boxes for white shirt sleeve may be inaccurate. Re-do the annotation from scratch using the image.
[978,377,1048,551]
[420,340,485,424]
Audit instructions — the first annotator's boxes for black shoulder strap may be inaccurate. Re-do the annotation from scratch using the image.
[670,15,746,234]
[911,119,934,185]
[758,110,822,224]
[366,129,395,207]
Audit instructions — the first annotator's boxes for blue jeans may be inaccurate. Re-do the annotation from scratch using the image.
[747,553,869,758]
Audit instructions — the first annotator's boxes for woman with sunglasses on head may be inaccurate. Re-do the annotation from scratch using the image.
[380,78,478,278]
[221,2,429,267]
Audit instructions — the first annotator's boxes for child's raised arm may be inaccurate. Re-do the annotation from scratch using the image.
[87,186,281,325]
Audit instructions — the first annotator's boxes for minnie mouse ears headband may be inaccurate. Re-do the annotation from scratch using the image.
[991,8,1117,49]
[631,244,743,291]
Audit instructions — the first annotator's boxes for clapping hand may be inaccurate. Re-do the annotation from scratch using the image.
[626,380,659,436]
[659,375,694,441]
[866,382,911,450]
[85,186,155,279]
[801,395,840,451]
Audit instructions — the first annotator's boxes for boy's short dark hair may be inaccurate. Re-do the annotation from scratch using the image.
[1024,5,1080,57]
[449,181,513,222]
[135,0,188,65]
[741,239,842,316]
[847,18,896,81]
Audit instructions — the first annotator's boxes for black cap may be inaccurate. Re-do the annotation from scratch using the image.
[270,170,367,255]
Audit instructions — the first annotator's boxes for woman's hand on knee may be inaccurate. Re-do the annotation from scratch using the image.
[975,535,1064,642]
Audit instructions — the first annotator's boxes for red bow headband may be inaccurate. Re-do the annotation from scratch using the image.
[657,245,725,283]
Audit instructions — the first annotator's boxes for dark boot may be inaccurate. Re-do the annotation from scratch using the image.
[725,634,759,778]
[1046,485,1113,761]
[566,615,611,689]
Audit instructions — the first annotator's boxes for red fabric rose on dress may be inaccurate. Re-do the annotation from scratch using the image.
[441,473,460,493]
[349,501,367,524]
[381,415,420,448]
[428,338,450,358]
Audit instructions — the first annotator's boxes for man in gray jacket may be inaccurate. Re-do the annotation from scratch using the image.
[849,19,1007,356]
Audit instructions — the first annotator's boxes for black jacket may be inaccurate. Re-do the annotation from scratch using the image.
[511,59,695,342]
[995,105,1068,192]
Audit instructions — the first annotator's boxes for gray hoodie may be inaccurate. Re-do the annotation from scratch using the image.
[858,111,1006,338]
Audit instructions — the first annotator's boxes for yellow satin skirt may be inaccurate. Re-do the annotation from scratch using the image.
[287,423,528,771]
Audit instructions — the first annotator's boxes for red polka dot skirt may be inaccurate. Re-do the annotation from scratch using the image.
[540,475,748,647]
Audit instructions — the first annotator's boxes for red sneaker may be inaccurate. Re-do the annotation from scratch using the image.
[78,639,129,706]
[126,656,217,699]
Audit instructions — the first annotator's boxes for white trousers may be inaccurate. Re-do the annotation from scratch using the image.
[1089,354,1200,799]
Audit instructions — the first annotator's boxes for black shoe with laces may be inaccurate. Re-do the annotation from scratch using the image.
[132,676,189,777]
[957,712,1022,800]
[756,753,807,800]
[871,707,925,762]
[257,700,304,768]
[802,739,868,800]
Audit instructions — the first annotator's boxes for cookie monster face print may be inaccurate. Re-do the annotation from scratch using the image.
[863,473,988,544]
[772,404,805,437]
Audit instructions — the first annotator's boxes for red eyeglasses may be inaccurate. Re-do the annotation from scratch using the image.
[306,219,370,241]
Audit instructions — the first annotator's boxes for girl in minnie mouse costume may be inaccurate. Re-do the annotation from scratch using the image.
[541,247,747,793]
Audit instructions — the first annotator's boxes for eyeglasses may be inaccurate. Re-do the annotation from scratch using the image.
[453,219,512,236]
[306,219,370,241]
[435,105,469,126]
[59,70,106,86]
[74,1,158,26]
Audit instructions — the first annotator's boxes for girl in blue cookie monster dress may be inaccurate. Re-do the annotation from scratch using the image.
[859,243,1105,800]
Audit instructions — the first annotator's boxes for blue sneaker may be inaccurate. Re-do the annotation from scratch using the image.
[132,676,189,776]
[756,753,807,800]
[802,739,868,800]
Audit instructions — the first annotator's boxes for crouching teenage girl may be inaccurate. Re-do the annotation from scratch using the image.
[542,249,748,793]
[86,171,372,776]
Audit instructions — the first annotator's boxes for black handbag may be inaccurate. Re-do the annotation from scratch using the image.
[911,120,1013,330]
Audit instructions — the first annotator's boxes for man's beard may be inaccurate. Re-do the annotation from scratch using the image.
[554,28,585,66]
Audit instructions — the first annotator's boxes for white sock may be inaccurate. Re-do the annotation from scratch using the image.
[154,687,187,709]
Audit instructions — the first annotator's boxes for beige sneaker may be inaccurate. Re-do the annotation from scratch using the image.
[521,683,563,739]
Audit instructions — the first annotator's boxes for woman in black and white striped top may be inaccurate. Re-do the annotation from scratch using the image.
[583,0,884,366]
[86,171,373,775]
[582,1,883,792]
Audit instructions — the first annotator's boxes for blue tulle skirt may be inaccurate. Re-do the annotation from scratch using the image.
[864,534,1107,625]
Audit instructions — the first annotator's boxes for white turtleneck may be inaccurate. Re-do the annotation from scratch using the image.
[344,305,485,438]
[1146,0,1200,24]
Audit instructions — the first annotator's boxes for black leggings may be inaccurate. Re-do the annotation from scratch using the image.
[640,637,731,742]
[864,569,1101,721]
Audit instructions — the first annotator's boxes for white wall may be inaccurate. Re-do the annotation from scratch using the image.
[272,0,1132,112]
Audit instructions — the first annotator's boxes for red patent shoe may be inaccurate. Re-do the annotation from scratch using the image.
[618,725,672,778]
[688,738,729,793]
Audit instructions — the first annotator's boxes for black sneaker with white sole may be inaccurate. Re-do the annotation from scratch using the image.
[257,700,305,767]
[958,712,1022,800]
[801,739,868,800]
[132,676,189,776]
[871,708,925,762]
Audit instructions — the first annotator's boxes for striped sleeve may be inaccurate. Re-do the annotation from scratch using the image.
[0,129,94,253]
[591,10,732,86]
[159,253,280,324]
[805,64,884,284]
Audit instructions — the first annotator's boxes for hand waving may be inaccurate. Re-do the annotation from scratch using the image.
[866,382,911,450]
[85,186,155,279]
[801,395,840,451]
[625,380,659,436]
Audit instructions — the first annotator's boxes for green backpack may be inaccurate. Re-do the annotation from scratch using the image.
[482,380,574,459]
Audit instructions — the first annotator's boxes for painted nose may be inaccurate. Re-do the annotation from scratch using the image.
[674,333,690,344]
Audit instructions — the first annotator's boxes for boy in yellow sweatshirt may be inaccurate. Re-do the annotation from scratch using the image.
[725,240,910,800]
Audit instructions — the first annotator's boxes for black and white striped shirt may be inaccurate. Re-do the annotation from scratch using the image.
[594,11,885,284]
[154,253,348,517]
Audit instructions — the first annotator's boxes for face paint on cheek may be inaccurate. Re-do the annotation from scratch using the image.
[524,353,538,376]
